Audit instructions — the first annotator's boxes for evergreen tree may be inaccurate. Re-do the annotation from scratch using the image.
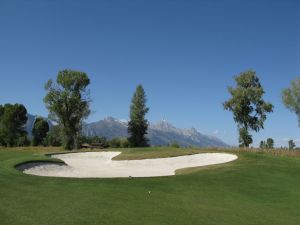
[128,85,149,147]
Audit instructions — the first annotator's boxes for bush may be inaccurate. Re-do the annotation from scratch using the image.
[106,138,130,148]
[78,136,109,148]
[109,138,121,148]
[120,138,130,148]
[169,142,180,148]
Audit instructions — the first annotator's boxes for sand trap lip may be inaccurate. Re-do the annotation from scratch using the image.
[21,152,238,178]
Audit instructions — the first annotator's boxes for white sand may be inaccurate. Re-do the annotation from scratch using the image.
[23,152,238,178]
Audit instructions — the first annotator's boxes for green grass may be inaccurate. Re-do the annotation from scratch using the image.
[112,146,212,160]
[0,147,300,225]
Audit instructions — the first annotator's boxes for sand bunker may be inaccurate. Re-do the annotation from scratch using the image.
[22,152,237,178]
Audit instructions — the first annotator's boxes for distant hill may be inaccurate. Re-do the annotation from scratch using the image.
[25,114,228,147]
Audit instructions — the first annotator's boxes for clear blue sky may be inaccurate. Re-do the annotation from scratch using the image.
[0,0,299,146]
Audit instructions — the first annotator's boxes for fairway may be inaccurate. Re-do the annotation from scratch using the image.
[0,147,299,225]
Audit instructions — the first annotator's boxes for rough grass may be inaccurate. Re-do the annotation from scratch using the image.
[0,147,299,225]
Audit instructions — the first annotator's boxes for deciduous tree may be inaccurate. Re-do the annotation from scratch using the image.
[282,77,300,125]
[266,138,274,149]
[44,125,62,147]
[288,139,296,150]
[32,117,49,146]
[223,70,273,147]
[44,70,91,150]
[0,104,28,147]
[259,140,266,149]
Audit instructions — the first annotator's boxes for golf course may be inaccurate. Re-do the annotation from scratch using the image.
[1,147,299,225]
[1,1,299,224]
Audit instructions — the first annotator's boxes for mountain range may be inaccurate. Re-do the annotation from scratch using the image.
[82,117,228,147]
[26,114,228,147]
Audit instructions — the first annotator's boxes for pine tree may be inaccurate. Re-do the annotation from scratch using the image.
[128,85,149,147]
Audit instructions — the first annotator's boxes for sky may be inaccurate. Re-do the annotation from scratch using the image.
[0,0,299,147]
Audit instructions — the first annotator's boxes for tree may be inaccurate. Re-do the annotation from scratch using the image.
[17,135,31,147]
[288,139,296,150]
[259,140,266,149]
[0,104,28,147]
[282,77,300,125]
[266,138,274,149]
[44,70,91,150]
[128,85,149,147]
[223,70,273,147]
[260,138,274,149]
[44,125,62,147]
[32,117,50,146]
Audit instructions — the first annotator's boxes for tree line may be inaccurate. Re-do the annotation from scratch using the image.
[0,70,149,149]
[0,69,299,150]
